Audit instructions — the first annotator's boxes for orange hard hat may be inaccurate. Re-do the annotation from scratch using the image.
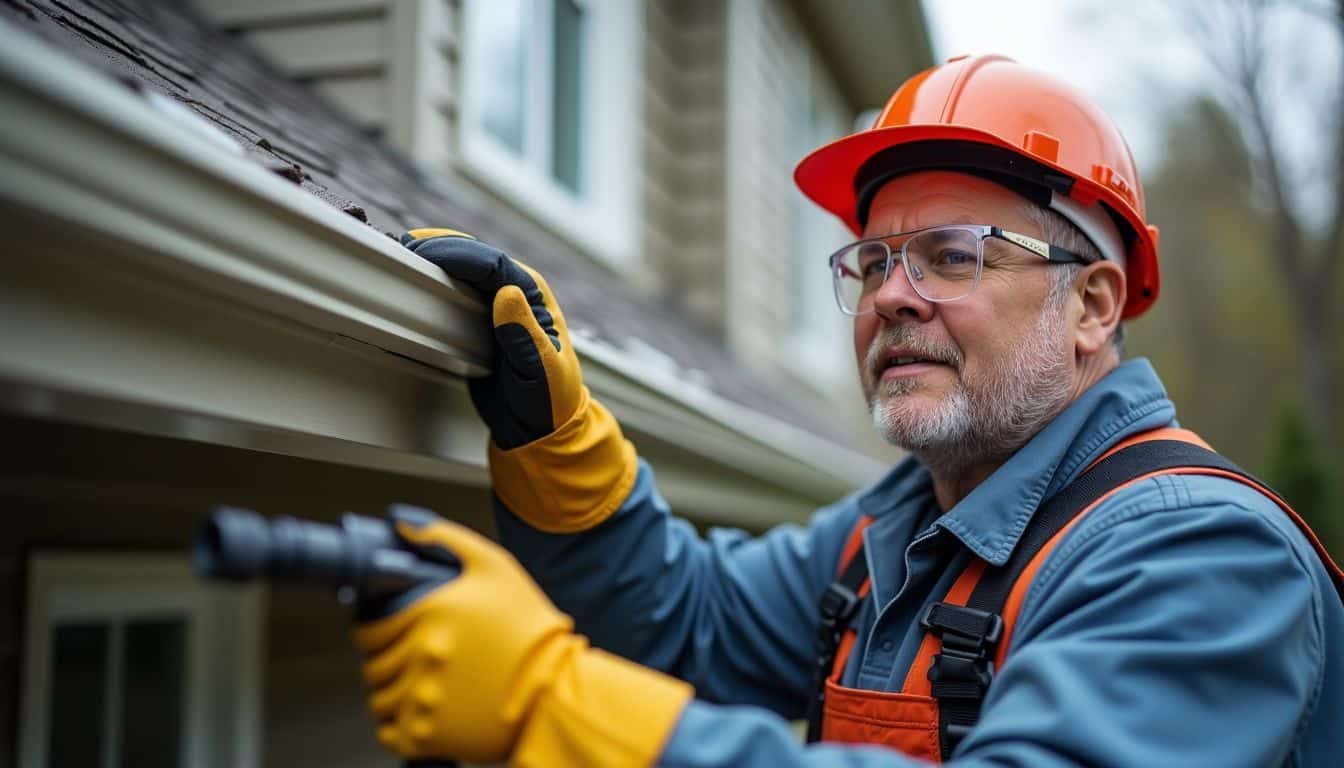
[795,54,1161,318]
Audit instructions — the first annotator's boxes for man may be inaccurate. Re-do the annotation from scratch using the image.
[354,56,1344,766]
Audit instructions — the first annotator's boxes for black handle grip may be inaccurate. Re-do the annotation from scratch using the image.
[193,505,459,609]
[193,507,464,768]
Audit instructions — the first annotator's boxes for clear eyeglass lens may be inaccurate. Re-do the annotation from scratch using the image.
[832,228,982,312]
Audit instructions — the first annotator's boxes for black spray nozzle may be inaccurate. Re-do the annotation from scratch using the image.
[194,506,462,768]
[193,505,460,617]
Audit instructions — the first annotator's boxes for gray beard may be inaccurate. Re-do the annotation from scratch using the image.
[866,302,1074,477]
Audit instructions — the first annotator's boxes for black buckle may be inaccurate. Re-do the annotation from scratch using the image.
[807,582,863,743]
[920,602,1003,656]
[819,582,861,626]
[921,601,1001,688]
[815,583,861,656]
[921,602,1003,754]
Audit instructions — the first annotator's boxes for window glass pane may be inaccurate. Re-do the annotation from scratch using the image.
[551,0,586,192]
[120,617,186,768]
[48,622,108,768]
[479,0,528,153]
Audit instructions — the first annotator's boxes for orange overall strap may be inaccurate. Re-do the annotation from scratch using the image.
[805,515,875,742]
[830,517,876,682]
[901,427,1344,759]
[900,559,989,696]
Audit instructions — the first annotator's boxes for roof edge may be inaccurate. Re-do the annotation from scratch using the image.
[0,16,886,516]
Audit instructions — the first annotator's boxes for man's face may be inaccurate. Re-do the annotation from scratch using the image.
[854,171,1076,464]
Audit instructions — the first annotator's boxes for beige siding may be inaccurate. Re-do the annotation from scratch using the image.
[0,416,493,768]
[193,0,386,25]
[314,73,386,129]
[384,0,459,170]
[725,0,835,367]
[193,0,388,137]
[193,0,460,165]
[244,17,387,77]
[640,0,728,334]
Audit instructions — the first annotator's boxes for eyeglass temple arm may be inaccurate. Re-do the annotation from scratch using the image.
[989,227,1092,265]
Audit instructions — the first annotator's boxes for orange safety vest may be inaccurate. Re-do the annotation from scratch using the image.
[805,428,1344,763]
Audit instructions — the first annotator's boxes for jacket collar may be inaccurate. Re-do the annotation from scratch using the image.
[858,358,1176,566]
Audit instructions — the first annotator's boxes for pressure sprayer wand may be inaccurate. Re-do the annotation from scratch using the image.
[193,505,460,768]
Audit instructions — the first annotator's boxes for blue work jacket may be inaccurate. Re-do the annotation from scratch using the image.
[497,359,1343,766]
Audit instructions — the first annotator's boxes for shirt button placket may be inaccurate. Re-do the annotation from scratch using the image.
[857,632,898,688]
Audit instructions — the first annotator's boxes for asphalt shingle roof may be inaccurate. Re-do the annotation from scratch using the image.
[1,0,859,447]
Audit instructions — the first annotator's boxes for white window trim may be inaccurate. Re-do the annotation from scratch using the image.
[458,0,642,270]
[18,553,264,768]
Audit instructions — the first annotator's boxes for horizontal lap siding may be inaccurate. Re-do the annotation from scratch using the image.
[244,17,386,77]
[195,0,391,136]
[314,73,386,129]
[641,0,728,334]
[193,0,460,162]
[725,0,811,368]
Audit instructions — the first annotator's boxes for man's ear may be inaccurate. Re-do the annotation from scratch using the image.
[1073,261,1126,357]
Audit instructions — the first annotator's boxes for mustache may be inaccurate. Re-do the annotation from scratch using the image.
[864,327,963,378]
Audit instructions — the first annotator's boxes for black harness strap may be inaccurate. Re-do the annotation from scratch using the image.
[962,440,1251,612]
[805,535,870,742]
[812,439,1291,758]
[923,439,1260,756]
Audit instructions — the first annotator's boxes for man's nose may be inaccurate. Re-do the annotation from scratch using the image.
[872,259,935,322]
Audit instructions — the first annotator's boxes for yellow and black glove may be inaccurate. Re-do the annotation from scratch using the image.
[401,229,637,532]
[354,510,693,766]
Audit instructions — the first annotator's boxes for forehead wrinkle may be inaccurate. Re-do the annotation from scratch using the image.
[863,170,1037,239]
[864,192,991,238]
[862,213,983,240]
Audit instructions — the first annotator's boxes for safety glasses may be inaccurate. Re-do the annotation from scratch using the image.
[829,224,1092,315]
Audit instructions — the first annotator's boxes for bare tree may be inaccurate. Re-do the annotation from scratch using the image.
[1170,0,1343,454]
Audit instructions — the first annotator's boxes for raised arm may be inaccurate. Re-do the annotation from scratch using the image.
[403,229,860,713]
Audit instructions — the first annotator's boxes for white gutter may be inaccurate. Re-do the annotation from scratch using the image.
[0,17,886,513]
[0,18,492,380]
[576,336,888,490]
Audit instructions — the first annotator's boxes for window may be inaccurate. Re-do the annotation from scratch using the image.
[789,55,854,386]
[19,554,262,768]
[460,0,639,267]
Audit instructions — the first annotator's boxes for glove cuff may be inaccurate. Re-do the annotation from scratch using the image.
[510,647,693,768]
[489,387,638,533]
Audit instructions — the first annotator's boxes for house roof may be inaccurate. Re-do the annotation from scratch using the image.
[2,0,870,445]
[0,0,904,524]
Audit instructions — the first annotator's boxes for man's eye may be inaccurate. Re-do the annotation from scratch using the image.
[861,260,887,277]
[936,249,975,267]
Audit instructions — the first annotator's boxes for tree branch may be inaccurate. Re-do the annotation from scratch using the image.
[1221,2,1307,282]
[1318,0,1344,288]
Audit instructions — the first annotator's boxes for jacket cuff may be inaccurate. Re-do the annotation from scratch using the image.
[510,647,693,768]
[489,387,638,533]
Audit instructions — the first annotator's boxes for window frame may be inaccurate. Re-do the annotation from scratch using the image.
[18,553,264,768]
[786,49,855,388]
[458,0,641,269]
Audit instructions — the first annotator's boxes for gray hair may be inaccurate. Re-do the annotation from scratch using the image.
[1021,202,1126,357]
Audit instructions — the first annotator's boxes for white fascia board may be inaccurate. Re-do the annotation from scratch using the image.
[576,337,889,495]
[0,18,883,518]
